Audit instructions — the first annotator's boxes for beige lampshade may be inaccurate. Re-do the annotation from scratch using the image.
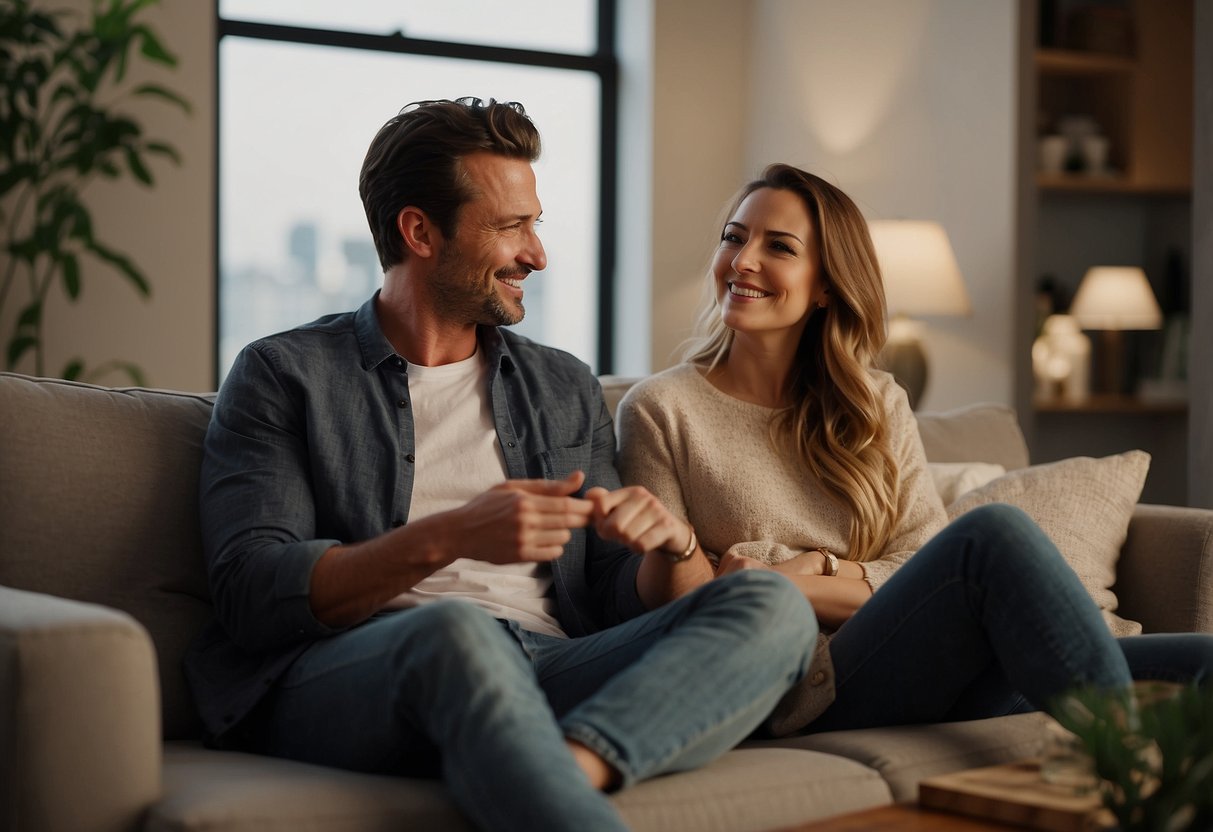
[868,220,972,317]
[1070,266,1162,330]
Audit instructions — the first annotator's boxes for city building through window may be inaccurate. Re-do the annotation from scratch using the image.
[217,1,617,380]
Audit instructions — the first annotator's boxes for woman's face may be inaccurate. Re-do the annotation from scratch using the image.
[712,186,827,341]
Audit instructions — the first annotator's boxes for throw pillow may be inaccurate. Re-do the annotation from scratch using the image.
[929,462,1007,506]
[945,450,1150,637]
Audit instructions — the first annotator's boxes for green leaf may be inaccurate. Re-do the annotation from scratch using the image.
[132,82,191,114]
[124,144,151,184]
[6,335,38,369]
[17,301,42,329]
[61,359,84,380]
[85,239,151,296]
[135,26,176,67]
[61,252,80,298]
[144,140,180,164]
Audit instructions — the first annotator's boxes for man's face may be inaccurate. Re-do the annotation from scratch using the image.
[429,152,547,327]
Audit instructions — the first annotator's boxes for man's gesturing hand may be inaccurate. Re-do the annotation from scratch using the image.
[453,471,594,564]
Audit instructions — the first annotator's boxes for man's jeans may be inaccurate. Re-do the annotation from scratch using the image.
[808,503,1213,733]
[241,570,816,832]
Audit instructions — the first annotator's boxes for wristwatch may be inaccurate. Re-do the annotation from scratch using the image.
[816,546,839,576]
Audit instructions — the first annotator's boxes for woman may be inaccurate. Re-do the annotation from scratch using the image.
[611,163,1211,736]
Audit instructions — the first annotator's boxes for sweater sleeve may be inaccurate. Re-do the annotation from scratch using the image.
[860,375,949,591]
[615,380,692,525]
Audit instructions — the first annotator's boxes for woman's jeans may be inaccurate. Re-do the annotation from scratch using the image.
[808,503,1213,733]
[240,570,816,832]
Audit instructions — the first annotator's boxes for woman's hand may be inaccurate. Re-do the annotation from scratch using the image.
[770,549,827,576]
[715,551,774,576]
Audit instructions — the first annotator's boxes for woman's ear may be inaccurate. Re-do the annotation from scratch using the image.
[817,284,830,309]
[396,207,437,259]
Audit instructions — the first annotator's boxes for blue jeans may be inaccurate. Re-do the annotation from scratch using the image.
[240,570,816,832]
[807,503,1136,732]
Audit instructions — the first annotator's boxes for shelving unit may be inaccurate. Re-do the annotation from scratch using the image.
[1018,0,1193,505]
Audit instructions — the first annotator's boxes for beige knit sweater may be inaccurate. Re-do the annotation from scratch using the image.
[616,363,948,734]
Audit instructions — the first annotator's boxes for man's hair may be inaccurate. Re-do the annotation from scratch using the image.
[359,97,541,270]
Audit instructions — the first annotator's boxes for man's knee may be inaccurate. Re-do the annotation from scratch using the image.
[708,571,817,649]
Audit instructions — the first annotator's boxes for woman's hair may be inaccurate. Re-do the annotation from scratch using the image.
[359,97,541,270]
[683,163,900,561]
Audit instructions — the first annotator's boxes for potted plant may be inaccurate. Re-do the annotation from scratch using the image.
[1054,682,1213,832]
[1,0,189,384]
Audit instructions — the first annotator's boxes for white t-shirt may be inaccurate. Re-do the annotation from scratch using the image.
[382,350,566,638]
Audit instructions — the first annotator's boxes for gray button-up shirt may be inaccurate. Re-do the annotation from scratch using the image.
[185,294,645,740]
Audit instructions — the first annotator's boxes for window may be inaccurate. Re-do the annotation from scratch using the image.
[217,2,617,380]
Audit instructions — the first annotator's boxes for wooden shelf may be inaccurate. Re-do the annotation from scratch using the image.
[1033,394,1188,414]
[1036,47,1134,75]
[1036,173,1190,196]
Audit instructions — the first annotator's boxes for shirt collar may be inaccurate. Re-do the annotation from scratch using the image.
[354,290,517,376]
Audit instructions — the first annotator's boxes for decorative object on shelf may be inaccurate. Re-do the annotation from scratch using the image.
[1038,134,1068,173]
[869,220,971,410]
[1053,682,1212,832]
[0,0,190,384]
[1070,266,1162,396]
[1032,314,1091,402]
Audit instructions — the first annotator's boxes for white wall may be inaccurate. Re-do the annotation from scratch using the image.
[4,1,215,391]
[741,0,1018,411]
[645,0,752,371]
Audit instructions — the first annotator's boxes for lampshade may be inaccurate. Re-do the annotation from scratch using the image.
[1069,266,1162,330]
[868,220,972,317]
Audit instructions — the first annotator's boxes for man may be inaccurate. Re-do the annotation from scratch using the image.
[187,97,817,831]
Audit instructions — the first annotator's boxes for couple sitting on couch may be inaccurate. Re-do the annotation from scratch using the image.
[189,97,1212,831]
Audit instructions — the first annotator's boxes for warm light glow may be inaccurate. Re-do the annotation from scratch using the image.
[1070,267,1162,331]
[868,220,971,317]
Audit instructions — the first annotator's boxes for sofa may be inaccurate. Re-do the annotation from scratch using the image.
[2,370,1211,832]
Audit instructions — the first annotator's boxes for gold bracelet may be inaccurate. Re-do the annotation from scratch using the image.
[663,526,697,563]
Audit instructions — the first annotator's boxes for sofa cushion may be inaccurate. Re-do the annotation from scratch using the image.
[154,742,891,832]
[0,373,214,739]
[754,712,1050,802]
[946,451,1150,637]
[914,402,1030,471]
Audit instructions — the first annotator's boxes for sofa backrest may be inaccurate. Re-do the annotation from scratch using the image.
[0,373,214,739]
[1,371,1030,742]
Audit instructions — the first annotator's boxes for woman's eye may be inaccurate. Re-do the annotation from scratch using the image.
[773,241,794,253]
[721,231,742,244]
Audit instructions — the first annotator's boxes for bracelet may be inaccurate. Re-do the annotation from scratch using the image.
[816,546,839,576]
[663,526,698,563]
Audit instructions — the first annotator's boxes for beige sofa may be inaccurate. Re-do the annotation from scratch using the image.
[3,371,1211,832]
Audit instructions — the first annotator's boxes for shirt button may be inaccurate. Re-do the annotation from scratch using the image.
[406,453,416,463]
[811,671,826,686]
[397,399,408,408]
[506,441,516,448]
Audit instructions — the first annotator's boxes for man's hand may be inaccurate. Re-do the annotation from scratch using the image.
[584,484,691,557]
[453,471,594,564]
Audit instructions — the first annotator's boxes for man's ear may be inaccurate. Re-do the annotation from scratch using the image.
[396,207,439,259]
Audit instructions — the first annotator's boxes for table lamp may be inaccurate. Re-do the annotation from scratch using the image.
[1069,266,1162,396]
[868,220,971,409]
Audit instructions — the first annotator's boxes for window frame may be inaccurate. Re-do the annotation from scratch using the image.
[213,2,619,383]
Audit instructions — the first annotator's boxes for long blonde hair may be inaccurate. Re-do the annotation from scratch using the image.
[684,164,899,561]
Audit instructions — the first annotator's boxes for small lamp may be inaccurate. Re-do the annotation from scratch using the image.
[869,220,972,409]
[1069,266,1162,395]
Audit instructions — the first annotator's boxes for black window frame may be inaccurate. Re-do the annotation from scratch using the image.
[213,2,619,384]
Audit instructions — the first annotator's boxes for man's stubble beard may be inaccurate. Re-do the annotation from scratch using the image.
[430,245,526,328]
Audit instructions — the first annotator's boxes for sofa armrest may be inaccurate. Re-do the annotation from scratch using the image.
[0,586,161,832]
[1114,504,1213,635]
